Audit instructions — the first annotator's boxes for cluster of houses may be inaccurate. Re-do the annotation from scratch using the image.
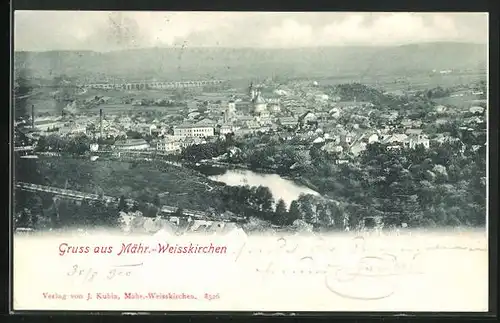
[24,79,486,161]
[105,109,433,160]
[318,129,430,160]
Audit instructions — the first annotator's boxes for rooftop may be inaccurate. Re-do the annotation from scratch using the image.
[35,120,63,126]
[381,134,408,144]
[175,123,214,129]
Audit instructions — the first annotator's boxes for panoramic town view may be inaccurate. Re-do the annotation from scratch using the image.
[13,12,487,235]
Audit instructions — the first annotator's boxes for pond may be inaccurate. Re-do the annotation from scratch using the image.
[208,169,319,207]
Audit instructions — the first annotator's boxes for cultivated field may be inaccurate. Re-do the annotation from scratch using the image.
[434,95,486,109]
[319,72,486,92]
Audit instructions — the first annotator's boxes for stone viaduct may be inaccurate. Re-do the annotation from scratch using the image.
[83,80,225,90]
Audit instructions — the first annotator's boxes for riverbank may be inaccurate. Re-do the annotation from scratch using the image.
[291,176,321,193]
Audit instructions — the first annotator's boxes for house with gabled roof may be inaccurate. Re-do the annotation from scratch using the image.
[380,133,409,150]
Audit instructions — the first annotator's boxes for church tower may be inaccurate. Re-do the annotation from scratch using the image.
[249,82,257,101]
[253,92,267,115]
[224,100,236,123]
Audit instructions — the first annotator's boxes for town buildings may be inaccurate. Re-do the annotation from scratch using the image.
[25,77,483,171]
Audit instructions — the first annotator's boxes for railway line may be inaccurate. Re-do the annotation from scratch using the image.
[15,182,212,220]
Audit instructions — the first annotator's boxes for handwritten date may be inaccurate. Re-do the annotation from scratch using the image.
[67,264,133,282]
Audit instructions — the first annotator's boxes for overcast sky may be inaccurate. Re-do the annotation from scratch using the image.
[14,11,488,51]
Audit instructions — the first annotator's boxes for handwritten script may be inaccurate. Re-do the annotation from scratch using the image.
[232,235,485,300]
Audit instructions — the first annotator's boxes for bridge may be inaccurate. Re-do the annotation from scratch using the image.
[96,150,176,157]
[15,182,214,220]
[84,80,225,91]
[16,182,117,203]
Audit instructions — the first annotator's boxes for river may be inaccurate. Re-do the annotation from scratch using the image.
[208,169,319,207]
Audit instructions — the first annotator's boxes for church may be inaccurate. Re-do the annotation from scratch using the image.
[249,82,270,118]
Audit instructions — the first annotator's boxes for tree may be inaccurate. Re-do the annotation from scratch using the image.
[153,194,161,208]
[45,134,68,152]
[138,202,158,218]
[181,142,223,162]
[91,200,120,227]
[48,205,61,228]
[224,132,236,147]
[67,135,92,156]
[309,146,324,164]
[15,209,33,229]
[25,194,44,222]
[35,136,48,152]
[118,195,127,212]
[15,155,44,185]
[85,200,102,226]
[173,207,184,217]
[318,204,334,228]
[254,186,275,213]
[288,200,301,225]
[78,200,94,226]
[274,199,288,226]
[131,201,139,212]
[298,194,316,224]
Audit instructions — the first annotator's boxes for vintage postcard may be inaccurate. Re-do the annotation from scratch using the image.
[12,11,489,312]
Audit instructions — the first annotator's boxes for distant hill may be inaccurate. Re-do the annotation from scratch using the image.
[14,42,487,81]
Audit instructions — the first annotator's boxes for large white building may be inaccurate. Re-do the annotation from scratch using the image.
[34,117,64,132]
[174,125,214,138]
[157,137,182,154]
[173,119,216,138]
